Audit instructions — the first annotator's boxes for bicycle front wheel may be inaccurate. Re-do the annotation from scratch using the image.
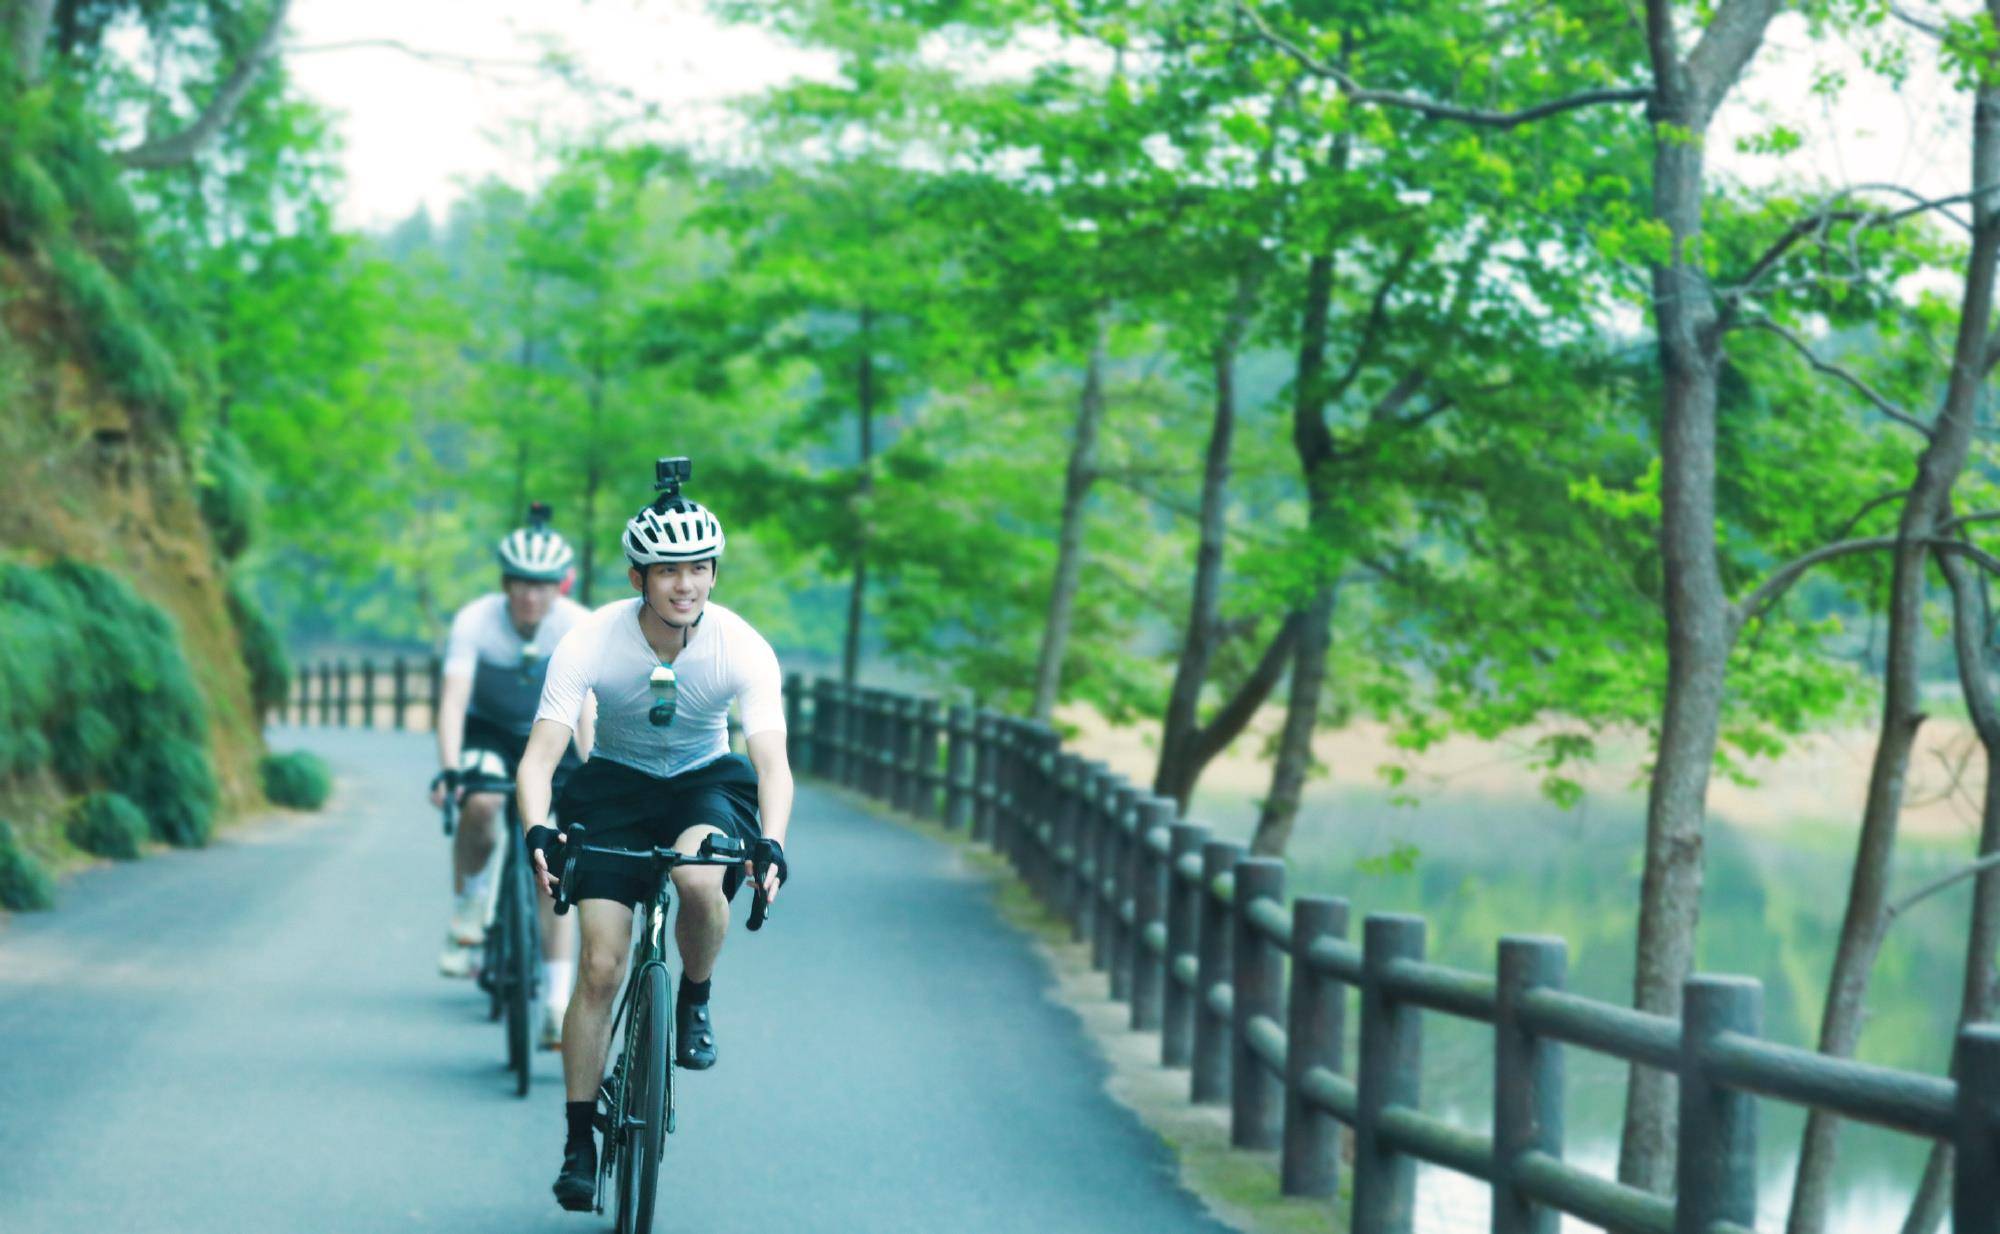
[613,963,668,1234]
[504,845,535,1096]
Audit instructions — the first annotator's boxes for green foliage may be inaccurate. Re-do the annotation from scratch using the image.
[260,750,331,810]
[46,240,189,426]
[66,791,146,859]
[0,560,215,846]
[0,148,68,242]
[0,821,55,911]
[227,577,290,718]
[197,430,260,560]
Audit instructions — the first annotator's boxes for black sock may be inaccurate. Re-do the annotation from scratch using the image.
[565,1101,595,1147]
[679,976,711,1007]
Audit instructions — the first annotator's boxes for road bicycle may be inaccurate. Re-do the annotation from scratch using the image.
[553,825,772,1234]
[440,754,541,1097]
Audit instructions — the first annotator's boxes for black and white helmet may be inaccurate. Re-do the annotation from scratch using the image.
[624,496,726,566]
[496,502,574,582]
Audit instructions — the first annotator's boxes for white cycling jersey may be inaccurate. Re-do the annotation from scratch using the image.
[536,598,784,779]
[442,592,591,734]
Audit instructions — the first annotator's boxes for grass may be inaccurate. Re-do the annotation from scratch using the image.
[66,791,147,860]
[0,819,55,910]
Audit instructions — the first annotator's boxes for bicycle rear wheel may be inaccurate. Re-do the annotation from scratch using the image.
[613,963,668,1234]
[504,843,535,1095]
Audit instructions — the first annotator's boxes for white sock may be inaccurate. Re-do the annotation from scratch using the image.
[460,871,491,906]
[543,959,575,1009]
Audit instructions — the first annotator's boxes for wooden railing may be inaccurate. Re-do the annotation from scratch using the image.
[791,675,2000,1234]
[288,659,2000,1232]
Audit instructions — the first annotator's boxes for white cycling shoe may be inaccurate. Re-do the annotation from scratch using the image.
[541,1001,566,1050]
[447,889,489,948]
[437,940,480,979]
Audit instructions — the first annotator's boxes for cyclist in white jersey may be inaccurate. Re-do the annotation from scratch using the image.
[431,505,594,1046]
[514,462,792,1213]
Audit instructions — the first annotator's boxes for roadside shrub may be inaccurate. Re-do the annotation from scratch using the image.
[0,821,54,911]
[198,432,260,560]
[261,751,331,810]
[228,578,289,718]
[66,792,146,860]
[122,738,216,847]
[0,560,216,846]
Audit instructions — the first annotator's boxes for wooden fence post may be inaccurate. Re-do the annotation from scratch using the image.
[945,705,973,829]
[1162,822,1209,1068]
[1956,1023,2000,1234]
[784,671,805,771]
[1494,936,1567,1234]
[336,660,352,726]
[1673,975,1761,1234]
[319,662,333,726]
[1107,783,1139,1000]
[1283,896,1348,1197]
[426,656,442,731]
[1232,857,1285,1149]
[360,658,376,729]
[1130,796,1175,1032]
[1192,839,1244,1105]
[916,698,943,820]
[972,712,998,846]
[392,658,409,730]
[1351,913,1424,1234]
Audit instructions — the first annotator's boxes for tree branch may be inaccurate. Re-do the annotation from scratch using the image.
[1743,317,1932,436]
[283,38,547,74]
[1683,0,1784,119]
[1933,537,2000,579]
[1887,851,2000,921]
[1890,4,1949,38]
[1730,535,1899,634]
[1184,612,1306,769]
[1235,0,1648,129]
[1827,488,1913,544]
[1936,509,2000,538]
[1326,243,1418,406]
[118,0,296,170]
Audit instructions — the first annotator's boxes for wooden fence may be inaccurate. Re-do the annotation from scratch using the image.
[292,660,2000,1233]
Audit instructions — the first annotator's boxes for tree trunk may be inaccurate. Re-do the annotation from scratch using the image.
[1031,316,1109,722]
[1617,0,1782,1191]
[1898,546,2000,1234]
[578,363,604,606]
[1154,268,1260,804]
[1251,584,1335,855]
[1248,246,1342,858]
[1786,82,2000,1234]
[10,0,55,81]
[842,308,876,687]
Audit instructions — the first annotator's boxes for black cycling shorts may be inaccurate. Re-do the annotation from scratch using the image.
[462,713,577,805]
[554,754,762,908]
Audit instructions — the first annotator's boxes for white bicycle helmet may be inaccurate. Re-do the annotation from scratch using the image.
[624,496,726,565]
[497,503,575,582]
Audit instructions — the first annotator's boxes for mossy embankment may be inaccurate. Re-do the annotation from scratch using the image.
[0,82,286,906]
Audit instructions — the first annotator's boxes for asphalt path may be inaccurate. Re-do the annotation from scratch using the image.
[0,726,1235,1234]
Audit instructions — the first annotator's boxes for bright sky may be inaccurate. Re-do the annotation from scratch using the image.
[282,1,1971,233]
[283,0,831,229]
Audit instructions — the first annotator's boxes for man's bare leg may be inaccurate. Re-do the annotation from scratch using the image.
[669,823,729,982]
[453,793,501,891]
[563,898,635,1100]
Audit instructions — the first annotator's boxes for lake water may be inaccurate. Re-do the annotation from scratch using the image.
[1179,778,1974,1234]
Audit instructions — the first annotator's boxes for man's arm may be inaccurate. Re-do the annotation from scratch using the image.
[745,728,794,901]
[518,718,573,895]
[431,672,472,802]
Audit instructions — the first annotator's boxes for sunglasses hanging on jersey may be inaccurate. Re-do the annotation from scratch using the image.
[649,663,678,727]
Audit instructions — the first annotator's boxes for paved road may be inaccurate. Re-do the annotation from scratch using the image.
[0,727,1234,1233]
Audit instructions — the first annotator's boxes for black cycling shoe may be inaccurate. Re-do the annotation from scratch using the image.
[676,997,716,1070]
[552,1139,596,1212]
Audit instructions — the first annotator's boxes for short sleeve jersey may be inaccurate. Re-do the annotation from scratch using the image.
[442,593,591,736]
[535,599,784,779]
